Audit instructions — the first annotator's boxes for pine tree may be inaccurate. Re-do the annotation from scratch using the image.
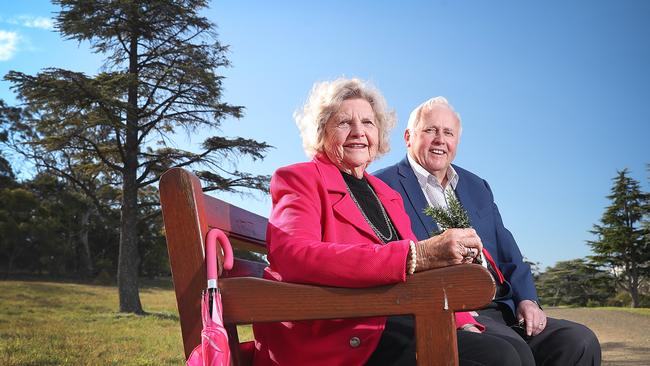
[0,100,18,190]
[588,169,650,307]
[536,259,615,307]
[2,0,270,313]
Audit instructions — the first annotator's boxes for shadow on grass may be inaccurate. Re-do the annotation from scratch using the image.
[140,277,175,290]
[604,361,650,366]
[111,311,179,321]
[601,342,650,352]
[144,311,180,321]
[2,274,175,292]
[601,341,650,365]
[4,283,102,310]
[22,282,98,296]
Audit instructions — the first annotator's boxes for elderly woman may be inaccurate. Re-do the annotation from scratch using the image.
[252,78,517,366]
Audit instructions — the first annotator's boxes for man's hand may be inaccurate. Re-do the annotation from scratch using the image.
[415,228,483,271]
[517,300,546,336]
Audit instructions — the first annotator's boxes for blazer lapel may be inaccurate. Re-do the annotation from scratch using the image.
[368,174,413,241]
[397,157,438,237]
[314,154,379,240]
[453,166,481,228]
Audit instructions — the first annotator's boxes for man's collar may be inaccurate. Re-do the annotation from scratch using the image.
[406,153,458,190]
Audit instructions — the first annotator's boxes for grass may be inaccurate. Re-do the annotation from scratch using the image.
[595,306,650,316]
[545,306,650,365]
[0,279,252,366]
[2,279,647,365]
[548,305,650,316]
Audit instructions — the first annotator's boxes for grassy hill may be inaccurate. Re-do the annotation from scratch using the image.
[1,279,185,365]
[546,307,650,366]
[1,280,648,365]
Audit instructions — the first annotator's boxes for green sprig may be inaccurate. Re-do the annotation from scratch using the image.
[424,191,482,264]
[423,191,472,234]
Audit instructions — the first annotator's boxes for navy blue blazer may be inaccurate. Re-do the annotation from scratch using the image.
[374,156,538,314]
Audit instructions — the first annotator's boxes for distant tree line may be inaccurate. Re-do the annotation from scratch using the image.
[535,167,650,308]
[0,148,168,281]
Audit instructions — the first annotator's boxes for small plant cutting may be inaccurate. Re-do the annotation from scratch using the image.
[423,191,482,264]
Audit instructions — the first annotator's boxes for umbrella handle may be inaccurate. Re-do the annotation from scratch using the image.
[206,228,234,289]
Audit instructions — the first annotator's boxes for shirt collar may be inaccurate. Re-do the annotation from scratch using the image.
[406,153,459,190]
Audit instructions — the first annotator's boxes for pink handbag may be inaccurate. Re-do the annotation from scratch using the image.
[186,229,234,366]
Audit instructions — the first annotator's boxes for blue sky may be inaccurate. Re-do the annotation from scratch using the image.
[1,1,649,270]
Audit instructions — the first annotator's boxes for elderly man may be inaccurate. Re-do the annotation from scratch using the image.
[375,97,601,365]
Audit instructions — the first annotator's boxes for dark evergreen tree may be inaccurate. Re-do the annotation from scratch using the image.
[0,100,19,190]
[0,153,14,189]
[524,258,541,281]
[588,169,650,307]
[26,172,105,277]
[0,186,39,277]
[3,0,270,313]
[536,259,616,307]
[643,164,650,297]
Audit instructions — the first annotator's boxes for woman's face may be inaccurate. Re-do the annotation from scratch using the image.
[323,98,379,178]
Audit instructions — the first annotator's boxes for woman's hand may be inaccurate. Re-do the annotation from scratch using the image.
[414,228,483,272]
[462,325,482,333]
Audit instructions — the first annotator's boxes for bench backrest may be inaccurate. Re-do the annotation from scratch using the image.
[160,167,267,359]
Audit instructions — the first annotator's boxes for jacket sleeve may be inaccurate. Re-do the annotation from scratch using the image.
[455,312,485,331]
[484,180,539,306]
[266,165,411,288]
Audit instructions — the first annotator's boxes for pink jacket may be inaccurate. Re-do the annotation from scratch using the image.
[253,154,481,366]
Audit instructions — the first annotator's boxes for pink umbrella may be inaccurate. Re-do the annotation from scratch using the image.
[187,229,234,366]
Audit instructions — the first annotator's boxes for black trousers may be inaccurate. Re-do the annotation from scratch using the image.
[366,306,601,366]
[366,316,525,366]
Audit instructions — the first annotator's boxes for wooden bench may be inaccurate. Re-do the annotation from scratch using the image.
[159,167,495,366]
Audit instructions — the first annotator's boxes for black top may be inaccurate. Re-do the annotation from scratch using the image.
[341,172,400,243]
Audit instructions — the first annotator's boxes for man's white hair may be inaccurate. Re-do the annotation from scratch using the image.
[406,96,462,135]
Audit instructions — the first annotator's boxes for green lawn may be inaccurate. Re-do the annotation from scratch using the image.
[0,279,251,366]
[2,279,647,365]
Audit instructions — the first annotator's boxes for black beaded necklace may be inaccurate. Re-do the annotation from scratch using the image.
[341,172,399,244]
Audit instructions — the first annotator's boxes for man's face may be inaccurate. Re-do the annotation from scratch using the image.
[405,105,460,183]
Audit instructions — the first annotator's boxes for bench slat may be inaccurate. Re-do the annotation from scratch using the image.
[219,265,493,324]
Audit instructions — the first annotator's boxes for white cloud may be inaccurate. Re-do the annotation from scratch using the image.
[18,15,54,30]
[0,30,19,61]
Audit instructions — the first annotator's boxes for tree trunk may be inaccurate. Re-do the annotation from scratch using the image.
[630,267,640,308]
[630,290,639,308]
[117,21,143,314]
[4,246,18,279]
[118,173,142,313]
[79,207,94,278]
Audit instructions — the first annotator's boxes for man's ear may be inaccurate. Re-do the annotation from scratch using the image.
[404,128,411,147]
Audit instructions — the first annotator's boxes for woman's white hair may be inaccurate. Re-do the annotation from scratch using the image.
[406,96,462,135]
[294,77,397,158]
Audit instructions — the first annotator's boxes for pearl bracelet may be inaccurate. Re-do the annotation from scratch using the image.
[407,240,417,275]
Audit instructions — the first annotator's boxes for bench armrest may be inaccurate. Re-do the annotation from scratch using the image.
[220,264,495,366]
